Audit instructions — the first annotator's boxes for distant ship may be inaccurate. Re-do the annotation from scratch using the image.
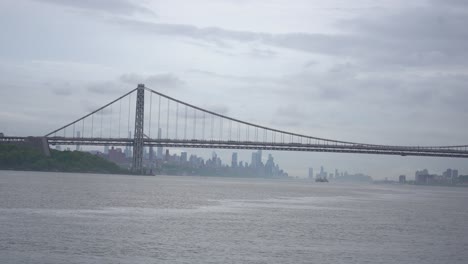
[315,177,329,183]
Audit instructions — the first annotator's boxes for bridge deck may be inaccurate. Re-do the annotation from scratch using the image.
[40,137,468,158]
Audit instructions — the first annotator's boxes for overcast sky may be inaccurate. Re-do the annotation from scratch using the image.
[1,0,467,178]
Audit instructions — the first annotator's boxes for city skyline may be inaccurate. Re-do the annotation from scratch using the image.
[57,141,468,180]
[96,145,289,178]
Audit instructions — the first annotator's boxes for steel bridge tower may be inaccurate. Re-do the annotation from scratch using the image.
[132,84,145,174]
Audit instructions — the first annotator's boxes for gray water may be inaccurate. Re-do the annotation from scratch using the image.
[0,171,467,264]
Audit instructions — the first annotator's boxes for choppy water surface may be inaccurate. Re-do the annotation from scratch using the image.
[0,171,467,264]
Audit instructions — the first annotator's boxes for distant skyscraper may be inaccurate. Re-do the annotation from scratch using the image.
[165,149,170,162]
[181,152,188,163]
[399,175,406,183]
[149,146,154,162]
[251,152,258,168]
[231,152,238,167]
[265,154,275,176]
[308,168,314,179]
[156,127,163,158]
[104,145,109,154]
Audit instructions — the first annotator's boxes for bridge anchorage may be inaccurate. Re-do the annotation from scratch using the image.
[35,84,468,175]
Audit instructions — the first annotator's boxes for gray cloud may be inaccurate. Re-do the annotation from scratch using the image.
[204,105,229,116]
[51,87,73,96]
[33,0,155,16]
[270,105,307,128]
[248,48,277,58]
[87,81,125,95]
[120,73,186,91]
[112,18,347,56]
[303,60,318,68]
[86,73,186,95]
[188,69,274,84]
[430,0,468,9]
[110,1,468,70]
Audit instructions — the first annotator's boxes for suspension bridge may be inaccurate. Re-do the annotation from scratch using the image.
[1,84,468,174]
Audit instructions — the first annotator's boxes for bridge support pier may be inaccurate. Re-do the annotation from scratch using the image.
[132,84,145,174]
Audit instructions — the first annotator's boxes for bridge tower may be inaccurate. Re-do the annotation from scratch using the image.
[132,84,145,174]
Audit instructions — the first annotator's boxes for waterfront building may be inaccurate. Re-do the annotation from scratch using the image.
[399,175,406,183]
[231,152,238,167]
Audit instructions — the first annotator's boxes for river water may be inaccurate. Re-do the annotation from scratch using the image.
[0,171,467,264]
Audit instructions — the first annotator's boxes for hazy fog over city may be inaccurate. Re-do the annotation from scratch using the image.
[1,0,467,178]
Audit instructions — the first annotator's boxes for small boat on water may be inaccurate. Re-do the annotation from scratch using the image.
[315,177,328,183]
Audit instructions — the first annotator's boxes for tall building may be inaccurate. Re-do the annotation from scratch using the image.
[108,147,126,164]
[415,169,431,184]
[104,145,109,154]
[265,154,275,176]
[156,128,163,159]
[231,152,238,167]
[319,166,326,179]
[399,175,406,183]
[308,168,314,179]
[250,150,263,168]
[149,146,154,162]
[180,152,188,163]
[251,152,258,168]
[165,149,170,162]
[443,169,453,179]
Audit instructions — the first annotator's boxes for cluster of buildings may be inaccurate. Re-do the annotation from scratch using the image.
[413,168,468,185]
[95,144,289,178]
[308,166,372,183]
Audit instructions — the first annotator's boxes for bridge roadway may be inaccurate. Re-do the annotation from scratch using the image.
[3,136,468,158]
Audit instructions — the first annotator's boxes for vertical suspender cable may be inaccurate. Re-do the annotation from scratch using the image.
[193,109,196,139]
[175,102,179,139]
[219,118,223,140]
[109,104,113,138]
[202,112,205,140]
[118,99,122,138]
[100,109,103,138]
[210,115,214,140]
[157,96,161,134]
[166,99,170,139]
[184,105,187,140]
[149,92,153,138]
[127,94,131,138]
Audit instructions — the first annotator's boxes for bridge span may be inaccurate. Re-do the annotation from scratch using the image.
[2,84,467,174]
